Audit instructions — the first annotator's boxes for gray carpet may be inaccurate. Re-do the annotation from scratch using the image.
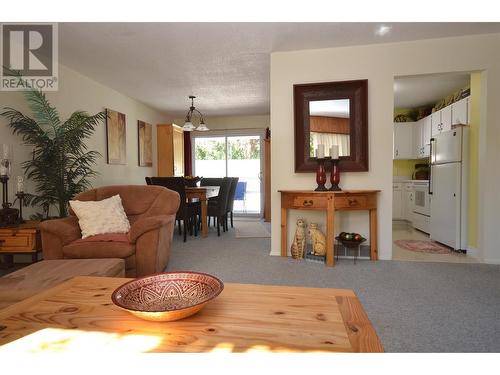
[167,224,500,352]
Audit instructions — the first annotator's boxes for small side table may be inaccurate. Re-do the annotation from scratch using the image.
[0,221,41,268]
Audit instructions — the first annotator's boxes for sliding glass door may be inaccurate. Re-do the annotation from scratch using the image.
[193,130,263,216]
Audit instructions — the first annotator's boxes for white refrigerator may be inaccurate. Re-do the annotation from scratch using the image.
[430,127,469,251]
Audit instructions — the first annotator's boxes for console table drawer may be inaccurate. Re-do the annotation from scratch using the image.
[335,195,369,209]
[292,195,328,209]
[0,234,31,248]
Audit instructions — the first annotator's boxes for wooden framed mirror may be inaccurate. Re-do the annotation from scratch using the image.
[294,79,368,172]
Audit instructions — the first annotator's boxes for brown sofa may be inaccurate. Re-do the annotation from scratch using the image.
[39,185,180,277]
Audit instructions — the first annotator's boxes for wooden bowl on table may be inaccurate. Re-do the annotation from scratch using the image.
[111,271,224,322]
[335,236,366,248]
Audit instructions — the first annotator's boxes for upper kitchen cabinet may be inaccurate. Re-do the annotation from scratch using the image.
[451,97,469,125]
[431,106,452,136]
[441,106,452,132]
[393,122,414,159]
[413,119,424,158]
[413,117,431,159]
[422,115,431,156]
[431,110,441,136]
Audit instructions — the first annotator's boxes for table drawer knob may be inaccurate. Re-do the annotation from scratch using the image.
[303,200,313,207]
[348,199,358,206]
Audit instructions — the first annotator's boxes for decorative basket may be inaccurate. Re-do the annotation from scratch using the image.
[335,236,366,248]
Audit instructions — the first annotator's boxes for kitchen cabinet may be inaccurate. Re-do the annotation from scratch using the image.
[157,124,184,177]
[413,119,423,158]
[431,110,441,136]
[422,116,431,156]
[412,117,431,159]
[395,97,469,159]
[393,122,414,159]
[441,106,452,132]
[431,106,452,136]
[393,182,415,222]
[451,97,469,125]
[403,185,414,222]
[392,183,403,219]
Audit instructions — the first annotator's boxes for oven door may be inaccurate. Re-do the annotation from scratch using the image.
[413,185,430,216]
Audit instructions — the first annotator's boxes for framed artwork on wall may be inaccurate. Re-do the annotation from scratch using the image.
[105,108,127,165]
[138,120,153,167]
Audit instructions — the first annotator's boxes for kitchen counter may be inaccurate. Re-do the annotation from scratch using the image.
[393,179,429,183]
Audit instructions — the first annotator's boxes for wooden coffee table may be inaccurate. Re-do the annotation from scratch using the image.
[0,276,383,352]
[0,259,125,309]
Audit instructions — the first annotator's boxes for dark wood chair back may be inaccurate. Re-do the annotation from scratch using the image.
[146,177,187,217]
[226,177,239,212]
[200,177,223,187]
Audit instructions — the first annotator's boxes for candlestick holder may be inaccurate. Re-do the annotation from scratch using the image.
[314,157,328,191]
[329,158,342,191]
[15,191,26,224]
[0,175,20,227]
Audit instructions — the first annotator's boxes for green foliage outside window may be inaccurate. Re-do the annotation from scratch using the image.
[195,138,260,160]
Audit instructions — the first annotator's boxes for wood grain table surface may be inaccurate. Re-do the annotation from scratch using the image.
[0,276,383,353]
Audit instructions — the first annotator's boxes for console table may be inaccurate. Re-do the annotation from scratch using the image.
[279,190,380,266]
[0,221,41,267]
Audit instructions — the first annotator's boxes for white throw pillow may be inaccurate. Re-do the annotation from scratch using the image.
[69,194,131,239]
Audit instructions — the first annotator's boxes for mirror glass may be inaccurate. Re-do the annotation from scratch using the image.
[308,99,351,158]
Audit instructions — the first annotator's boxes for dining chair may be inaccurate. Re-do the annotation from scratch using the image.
[207,177,232,236]
[234,181,247,213]
[225,177,239,229]
[200,177,223,226]
[146,177,200,242]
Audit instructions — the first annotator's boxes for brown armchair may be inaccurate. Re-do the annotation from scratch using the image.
[39,185,180,277]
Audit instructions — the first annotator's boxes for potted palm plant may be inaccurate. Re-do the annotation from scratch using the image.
[1,79,106,219]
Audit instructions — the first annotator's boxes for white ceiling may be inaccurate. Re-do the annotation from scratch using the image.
[310,99,350,118]
[394,73,471,108]
[58,23,500,117]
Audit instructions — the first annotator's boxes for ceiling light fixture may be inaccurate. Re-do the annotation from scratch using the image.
[376,25,392,36]
[183,95,209,132]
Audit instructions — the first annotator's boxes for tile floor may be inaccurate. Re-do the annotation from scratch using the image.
[392,222,477,263]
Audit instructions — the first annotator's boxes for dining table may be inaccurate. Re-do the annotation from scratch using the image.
[185,186,220,237]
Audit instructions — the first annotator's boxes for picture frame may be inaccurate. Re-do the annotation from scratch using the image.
[105,108,127,165]
[138,120,153,167]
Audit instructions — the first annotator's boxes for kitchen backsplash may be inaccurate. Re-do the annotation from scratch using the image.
[393,159,422,178]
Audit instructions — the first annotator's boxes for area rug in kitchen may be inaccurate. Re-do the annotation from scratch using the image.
[394,240,452,254]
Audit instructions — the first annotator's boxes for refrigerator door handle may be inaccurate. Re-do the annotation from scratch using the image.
[430,137,435,164]
[429,138,434,195]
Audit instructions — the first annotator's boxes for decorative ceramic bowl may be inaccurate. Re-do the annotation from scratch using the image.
[335,236,367,248]
[111,271,224,322]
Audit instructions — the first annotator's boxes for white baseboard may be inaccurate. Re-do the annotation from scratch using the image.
[466,246,479,258]
[482,258,500,265]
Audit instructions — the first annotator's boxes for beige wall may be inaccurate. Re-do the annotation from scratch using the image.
[0,63,172,218]
[270,33,500,263]
[173,114,269,131]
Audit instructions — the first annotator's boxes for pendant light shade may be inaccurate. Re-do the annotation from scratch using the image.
[182,120,195,132]
[196,121,209,132]
[182,95,209,132]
